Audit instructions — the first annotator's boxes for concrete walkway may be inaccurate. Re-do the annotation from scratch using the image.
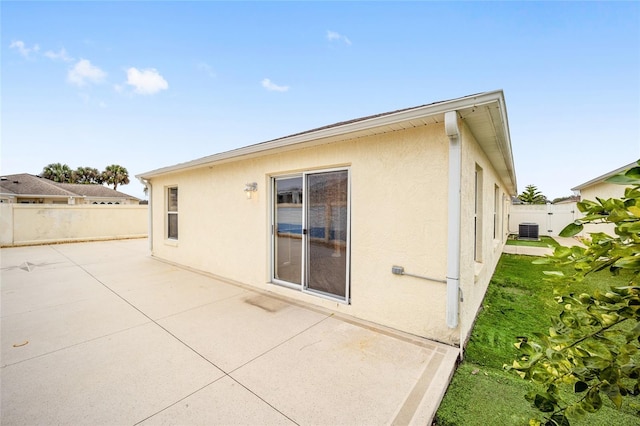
[0,239,459,425]
[502,236,586,256]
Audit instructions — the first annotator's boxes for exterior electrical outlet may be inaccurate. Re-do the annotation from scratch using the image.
[392,266,405,275]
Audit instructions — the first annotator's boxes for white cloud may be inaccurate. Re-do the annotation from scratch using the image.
[9,40,40,58]
[44,48,73,62]
[125,67,168,95]
[261,78,289,92]
[326,30,351,45]
[68,59,107,86]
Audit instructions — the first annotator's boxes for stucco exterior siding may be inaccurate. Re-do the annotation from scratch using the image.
[458,121,511,346]
[149,124,459,342]
[141,92,517,347]
[0,204,148,247]
[580,181,626,201]
[579,181,626,237]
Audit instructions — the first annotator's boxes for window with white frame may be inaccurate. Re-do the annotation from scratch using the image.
[494,184,500,240]
[167,187,178,240]
[474,164,483,262]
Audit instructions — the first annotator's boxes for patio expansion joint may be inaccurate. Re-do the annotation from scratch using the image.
[134,315,332,426]
[49,246,303,426]
[0,321,154,369]
[152,290,250,322]
[228,314,333,375]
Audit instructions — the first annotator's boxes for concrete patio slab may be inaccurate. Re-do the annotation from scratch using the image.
[2,323,224,425]
[1,239,460,425]
[1,291,149,366]
[1,265,117,317]
[111,270,249,320]
[158,293,330,372]
[231,316,458,425]
[139,376,295,425]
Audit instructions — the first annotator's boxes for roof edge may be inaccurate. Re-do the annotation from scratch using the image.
[137,90,507,179]
[571,161,639,191]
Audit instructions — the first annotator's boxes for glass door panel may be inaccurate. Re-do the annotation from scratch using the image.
[305,170,348,299]
[274,177,303,285]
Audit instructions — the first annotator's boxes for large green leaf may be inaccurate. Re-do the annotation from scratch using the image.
[625,166,640,180]
[606,174,640,185]
[533,393,556,412]
[574,381,588,393]
[586,387,603,411]
[602,382,623,409]
[560,222,583,237]
[612,256,640,270]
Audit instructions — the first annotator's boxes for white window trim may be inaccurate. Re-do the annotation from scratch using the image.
[167,186,178,241]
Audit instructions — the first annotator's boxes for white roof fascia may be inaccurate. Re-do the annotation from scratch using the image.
[571,161,638,191]
[137,90,508,179]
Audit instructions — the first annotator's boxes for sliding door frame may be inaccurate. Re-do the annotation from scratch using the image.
[270,167,351,303]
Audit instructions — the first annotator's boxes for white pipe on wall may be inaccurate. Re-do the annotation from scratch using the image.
[445,110,462,329]
[138,177,153,252]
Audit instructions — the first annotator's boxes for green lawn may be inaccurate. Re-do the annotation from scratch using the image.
[505,235,560,248]
[434,254,639,426]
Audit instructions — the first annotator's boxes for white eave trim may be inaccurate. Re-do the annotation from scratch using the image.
[571,161,638,191]
[137,90,510,180]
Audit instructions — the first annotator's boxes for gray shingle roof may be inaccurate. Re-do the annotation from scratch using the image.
[0,173,76,197]
[0,173,139,200]
[54,182,139,199]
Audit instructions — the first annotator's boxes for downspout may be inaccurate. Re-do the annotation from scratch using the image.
[138,177,153,253]
[445,111,461,329]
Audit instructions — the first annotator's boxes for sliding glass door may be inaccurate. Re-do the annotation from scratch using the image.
[306,170,349,298]
[274,177,303,285]
[272,169,350,302]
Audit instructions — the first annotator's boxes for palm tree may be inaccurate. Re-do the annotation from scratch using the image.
[517,184,547,204]
[74,167,102,184]
[102,164,130,191]
[41,163,72,183]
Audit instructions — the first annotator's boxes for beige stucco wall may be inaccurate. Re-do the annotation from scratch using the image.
[148,121,510,346]
[0,204,148,247]
[457,122,512,347]
[579,181,627,237]
[0,204,13,246]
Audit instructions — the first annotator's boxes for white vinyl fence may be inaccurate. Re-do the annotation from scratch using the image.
[508,203,578,237]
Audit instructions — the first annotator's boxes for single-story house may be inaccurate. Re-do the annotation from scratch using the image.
[571,160,638,236]
[0,173,140,205]
[137,90,517,349]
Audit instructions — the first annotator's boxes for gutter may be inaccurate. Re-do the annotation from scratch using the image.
[138,177,153,252]
[445,111,462,329]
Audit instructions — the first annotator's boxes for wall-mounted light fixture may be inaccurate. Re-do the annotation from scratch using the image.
[244,182,258,199]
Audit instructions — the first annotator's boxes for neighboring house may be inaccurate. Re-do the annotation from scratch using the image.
[571,161,637,237]
[0,173,140,205]
[137,90,517,349]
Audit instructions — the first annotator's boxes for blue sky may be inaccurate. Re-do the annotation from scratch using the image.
[2,1,639,200]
